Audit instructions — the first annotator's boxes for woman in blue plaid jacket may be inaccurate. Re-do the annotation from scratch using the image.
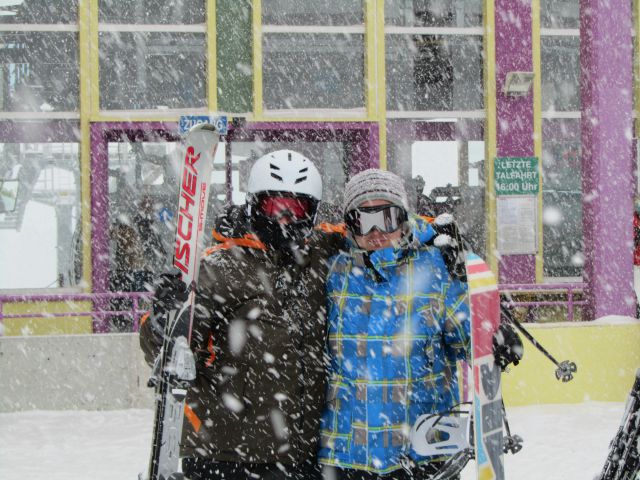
[318,169,471,480]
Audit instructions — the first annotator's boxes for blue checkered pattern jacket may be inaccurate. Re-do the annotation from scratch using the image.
[318,217,470,474]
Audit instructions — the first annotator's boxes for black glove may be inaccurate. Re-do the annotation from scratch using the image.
[151,269,189,318]
[432,213,467,281]
[493,322,524,371]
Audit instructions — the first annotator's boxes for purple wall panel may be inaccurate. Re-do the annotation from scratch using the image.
[495,0,534,157]
[89,124,109,333]
[499,255,536,284]
[580,0,635,319]
[495,0,536,283]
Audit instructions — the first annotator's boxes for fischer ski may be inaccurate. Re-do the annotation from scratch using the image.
[599,369,640,480]
[143,123,220,480]
[466,253,505,480]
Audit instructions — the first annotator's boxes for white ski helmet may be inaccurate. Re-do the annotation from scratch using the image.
[247,150,322,201]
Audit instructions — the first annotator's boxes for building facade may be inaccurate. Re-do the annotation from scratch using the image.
[0,0,636,332]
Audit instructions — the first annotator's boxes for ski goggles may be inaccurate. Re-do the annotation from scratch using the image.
[344,205,408,236]
[257,194,314,220]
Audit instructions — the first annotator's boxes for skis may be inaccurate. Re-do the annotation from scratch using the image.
[599,369,640,480]
[144,123,220,480]
[466,253,505,480]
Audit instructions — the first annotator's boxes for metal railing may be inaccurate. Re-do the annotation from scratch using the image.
[0,283,587,336]
[0,292,153,334]
[499,282,587,322]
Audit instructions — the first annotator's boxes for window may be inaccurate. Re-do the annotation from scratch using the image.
[541,0,579,29]
[0,2,79,115]
[98,0,207,112]
[385,0,482,27]
[540,1,582,278]
[99,32,206,110]
[387,119,486,256]
[262,0,363,25]
[0,141,82,290]
[0,1,78,24]
[542,119,583,278]
[386,34,483,112]
[0,32,79,113]
[262,33,365,110]
[99,0,205,24]
[384,2,483,115]
[541,36,580,112]
[261,1,365,113]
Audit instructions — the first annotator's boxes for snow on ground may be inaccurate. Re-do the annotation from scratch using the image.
[0,402,625,480]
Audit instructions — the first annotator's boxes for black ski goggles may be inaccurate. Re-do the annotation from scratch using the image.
[344,205,408,236]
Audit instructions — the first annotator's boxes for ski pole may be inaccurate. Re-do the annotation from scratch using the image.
[500,302,577,382]
[501,399,523,455]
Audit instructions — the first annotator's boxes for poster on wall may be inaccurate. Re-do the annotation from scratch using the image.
[494,156,539,195]
[497,195,537,254]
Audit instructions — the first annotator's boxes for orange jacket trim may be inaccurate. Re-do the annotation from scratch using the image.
[315,222,347,235]
[205,334,216,367]
[184,404,201,433]
[140,311,150,326]
[205,231,267,256]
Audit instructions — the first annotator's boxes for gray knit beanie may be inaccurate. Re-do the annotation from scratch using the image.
[342,169,409,213]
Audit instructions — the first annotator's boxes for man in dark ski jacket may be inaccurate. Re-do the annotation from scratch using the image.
[140,150,344,480]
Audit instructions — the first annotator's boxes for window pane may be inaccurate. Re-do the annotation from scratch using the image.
[542,119,583,278]
[217,0,252,113]
[387,120,486,256]
[0,142,82,289]
[99,32,206,110]
[263,33,365,110]
[0,1,78,24]
[99,0,205,24]
[541,36,580,112]
[262,0,363,26]
[385,0,482,27]
[541,0,579,29]
[0,32,79,112]
[108,140,179,294]
[386,34,483,111]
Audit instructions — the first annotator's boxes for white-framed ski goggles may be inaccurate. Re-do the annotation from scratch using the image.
[344,205,408,236]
